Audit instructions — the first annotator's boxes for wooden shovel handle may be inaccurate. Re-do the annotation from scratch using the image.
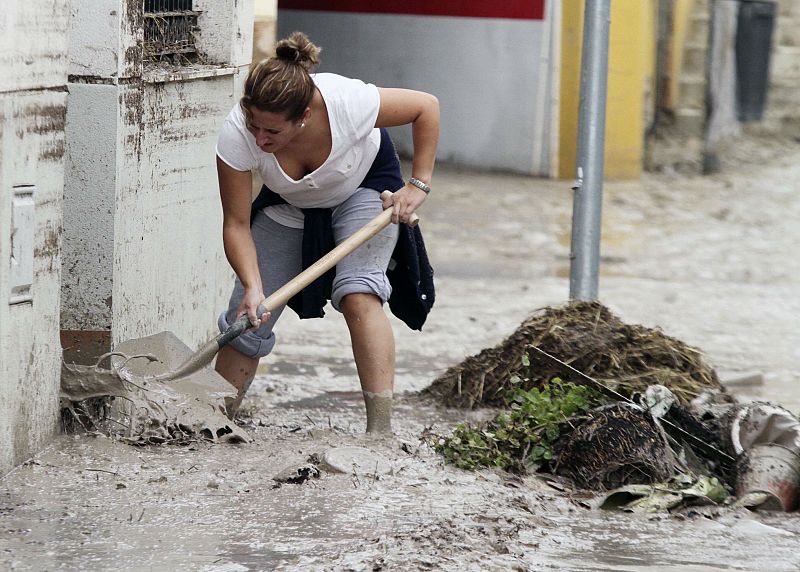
[169,193,421,377]
[223,192,419,338]
[255,190,418,316]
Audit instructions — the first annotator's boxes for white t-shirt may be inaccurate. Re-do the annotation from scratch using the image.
[216,73,382,228]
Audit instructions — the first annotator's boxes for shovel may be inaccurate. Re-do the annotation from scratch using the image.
[132,191,418,384]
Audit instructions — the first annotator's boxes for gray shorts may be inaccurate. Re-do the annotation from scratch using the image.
[217,187,400,358]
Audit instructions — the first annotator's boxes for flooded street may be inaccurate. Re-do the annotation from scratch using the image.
[3,137,800,570]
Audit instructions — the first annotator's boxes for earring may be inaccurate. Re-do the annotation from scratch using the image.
[300,122,305,128]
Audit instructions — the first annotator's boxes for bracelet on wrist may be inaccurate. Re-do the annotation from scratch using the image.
[408,177,432,194]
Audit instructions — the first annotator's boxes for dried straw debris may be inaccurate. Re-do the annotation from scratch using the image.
[424,300,721,409]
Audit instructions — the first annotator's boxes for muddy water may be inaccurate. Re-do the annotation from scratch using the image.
[4,140,800,570]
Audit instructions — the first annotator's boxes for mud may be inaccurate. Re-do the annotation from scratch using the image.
[61,354,134,402]
[151,337,221,382]
[4,135,800,570]
[363,390,393,433]
[61,333,249,445]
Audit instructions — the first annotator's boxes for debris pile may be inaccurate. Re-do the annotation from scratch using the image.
[426,301,800,512]
[429,380,602,473]
[424,301,721,409]
[61,332,250,445]
[554,402,675,490]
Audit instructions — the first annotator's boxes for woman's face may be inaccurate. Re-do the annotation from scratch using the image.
[245,106,304,153]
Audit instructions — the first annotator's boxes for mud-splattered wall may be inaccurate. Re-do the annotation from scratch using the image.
[62,1,253,361]
[111,77,246,347]
[0,1,70,474]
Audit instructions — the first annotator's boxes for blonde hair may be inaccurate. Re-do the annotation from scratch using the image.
[241,32,321,121]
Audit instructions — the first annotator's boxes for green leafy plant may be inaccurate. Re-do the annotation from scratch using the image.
[432,371,603,473]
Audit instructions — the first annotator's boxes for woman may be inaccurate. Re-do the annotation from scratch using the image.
[214,32,439,432]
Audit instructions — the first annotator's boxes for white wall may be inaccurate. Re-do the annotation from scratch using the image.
[111,77,242,347]
[0,1,70,93]
[196,0,255,66]
[278,10,559,176]
[0,0,69,474]
[63,1,253,361]
[62,77,241,348]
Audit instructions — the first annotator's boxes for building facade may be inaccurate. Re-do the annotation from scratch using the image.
[0,1,70,473]
[62,1,253,364]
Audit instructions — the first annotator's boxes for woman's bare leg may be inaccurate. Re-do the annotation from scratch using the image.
[341,292,395,433]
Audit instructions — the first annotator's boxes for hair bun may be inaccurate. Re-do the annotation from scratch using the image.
[274,31,321,71]
[275,44,300,62]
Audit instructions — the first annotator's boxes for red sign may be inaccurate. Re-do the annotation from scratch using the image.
[278,1,545,20]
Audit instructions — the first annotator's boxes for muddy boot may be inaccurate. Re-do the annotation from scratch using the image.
[215,346,259,420]
[363,390,393,433]
[225,376,255,420]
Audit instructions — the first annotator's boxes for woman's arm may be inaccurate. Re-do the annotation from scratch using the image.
[375,88,440,224]
[217,157,268,327]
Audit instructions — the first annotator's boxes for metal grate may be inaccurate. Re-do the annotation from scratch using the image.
[144,0,201,63]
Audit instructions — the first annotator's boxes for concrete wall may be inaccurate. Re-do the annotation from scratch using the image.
[196,0,256,66]
[111,77,243,346]
[0,1,69,474]
[670,0,800,137]
[277,1,560,177]
[68,0,137,79]
[665,0,698,112]
[765,0,800,132]
[62,1,253,363]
